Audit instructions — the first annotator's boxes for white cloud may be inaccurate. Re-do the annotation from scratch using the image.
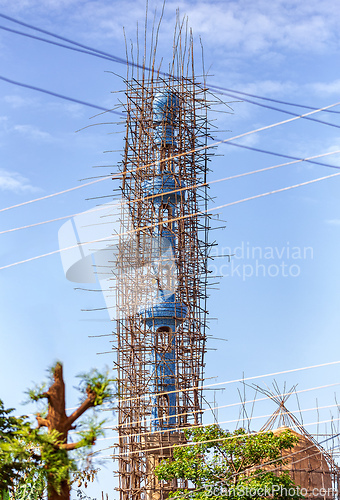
[232,132,260,148]
[323,144,340,167]
[325,219,340,226]
[156,0,340,55]
[0,169,38,193]
[0,0,79,12]
[0,0,339,76]
[309,80,340,97]
[240,80,296,97]
[62,103,85,118]
[3,95,36,108]
[4,0,337,56]
[13,124,53,142]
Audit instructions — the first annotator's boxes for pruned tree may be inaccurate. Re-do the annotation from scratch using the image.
[0,362,115,500]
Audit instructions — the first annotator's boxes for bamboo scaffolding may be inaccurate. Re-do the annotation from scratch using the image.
[114,16,211,500]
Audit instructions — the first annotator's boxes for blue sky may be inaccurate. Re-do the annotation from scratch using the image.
[1,0,340,497]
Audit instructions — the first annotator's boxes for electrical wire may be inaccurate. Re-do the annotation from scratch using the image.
[0,13,128,66]
[208,87,340,129]
[0,75,123,116]
[1,12,340,124]
[106,361,340,411]
[93,417,340,459]
[25,381,340,433]
[2,149,340,237]
[0,24,119,65]
[223,141,340,169]
[102,382,340,429]
[0,175,118,213]
[1,100,339,216]
[93,403,339,444]
[208,84,340,114]
[1,169,340,272]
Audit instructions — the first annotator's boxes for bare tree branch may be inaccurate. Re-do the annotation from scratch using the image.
[66,390,96,430]
[36,414,48,428]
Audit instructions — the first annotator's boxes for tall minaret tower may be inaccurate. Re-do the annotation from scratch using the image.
[115,22,210,500]
[139,91,188,500]
[140,91,187,433]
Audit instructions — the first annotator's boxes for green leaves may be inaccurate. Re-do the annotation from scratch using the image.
[0,400,37,493]
[76,368,116,406]
[155,426,302,500]
[0,363,115,500]
[23,383,47,404]
[76,414,106,450]
[37,429,76,494]
[0,401,75,499]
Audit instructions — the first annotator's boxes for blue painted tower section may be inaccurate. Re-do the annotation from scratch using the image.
[139,91,187,432]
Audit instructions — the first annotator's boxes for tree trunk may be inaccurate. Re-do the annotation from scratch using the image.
[37,362,97,500]
[44,363,70,500]
[48,481,70,500]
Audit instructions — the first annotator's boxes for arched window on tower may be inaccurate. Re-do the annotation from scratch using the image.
[159,203,172,232]
[157,394,169,427]
[156,326,173,351]
[160,264,172,290]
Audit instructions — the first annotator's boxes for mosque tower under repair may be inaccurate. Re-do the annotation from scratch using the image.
[114,25,211,500]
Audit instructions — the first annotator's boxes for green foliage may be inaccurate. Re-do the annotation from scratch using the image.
[8,473,45,500]
[49,361,63,378]
[77,367,116,406]
[37,429,77,494]
[1,364,116,499]
[76,414,106,450]
[0,400,38,493]
[155,425,303,500]
[23,383,47,404]
[0,401,76,499]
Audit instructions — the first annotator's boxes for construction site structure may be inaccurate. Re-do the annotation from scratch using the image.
[113,19,213,500]
[273,427,335,499]
[260,387,340,500]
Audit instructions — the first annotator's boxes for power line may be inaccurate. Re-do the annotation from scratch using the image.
[0,175,114,213]
[117,360,340,405]
[0,24,118,64]
[2,11,340,126]
[223,141,340,169]
[0,75,123,116]
[27,382,340,423]
[2,149,339,237]
[208,84,340,115]
[1,100,339,215]
[94,417,340,459]
[1,169,340,271]
[208,87,340,129]
[94,403,340,444]
[102,382,340,429]
[2,12,340,135]
[0,13,127,66]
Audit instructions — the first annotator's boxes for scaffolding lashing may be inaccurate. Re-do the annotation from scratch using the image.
[114,28,212,500]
